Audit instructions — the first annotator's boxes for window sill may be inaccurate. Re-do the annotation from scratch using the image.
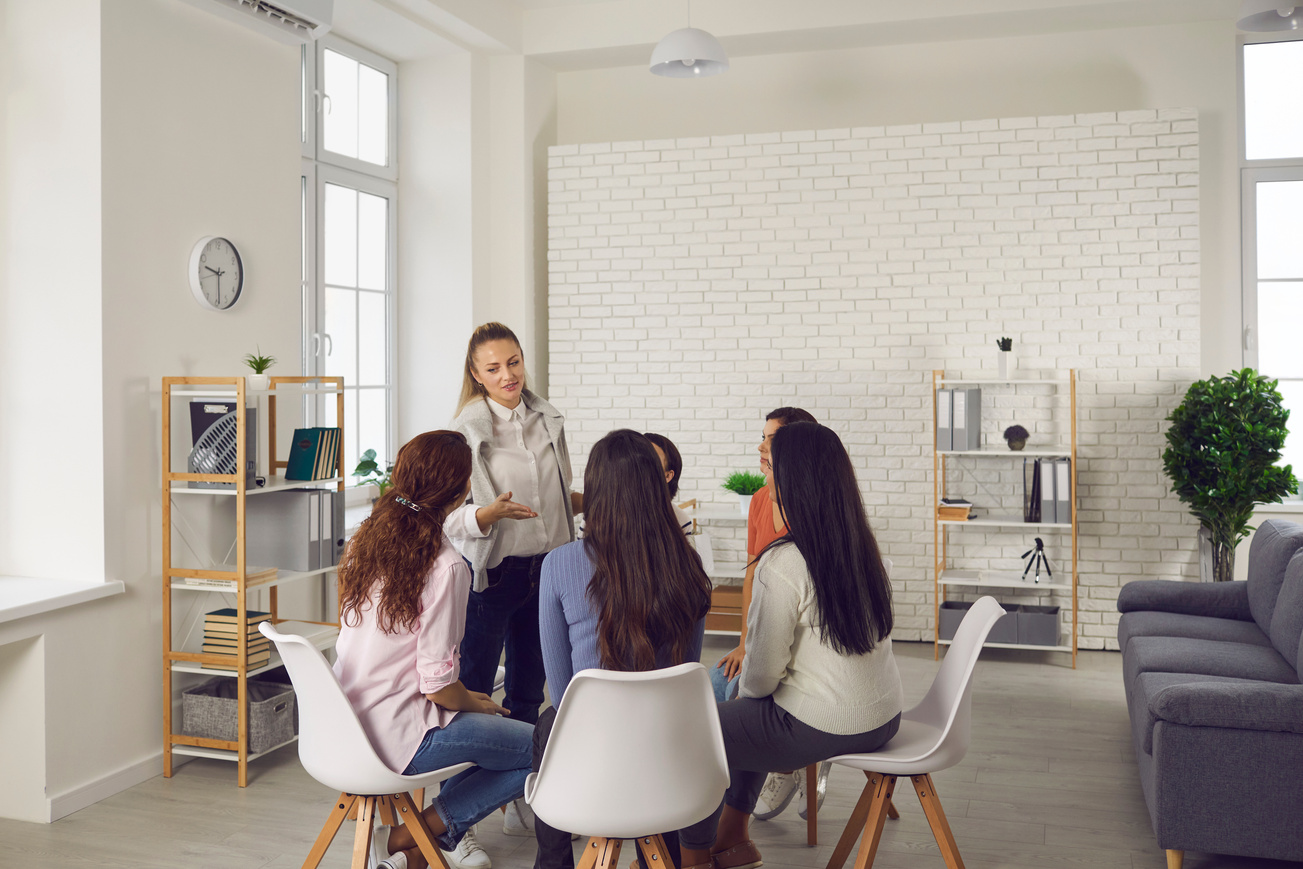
[0,576,125,626]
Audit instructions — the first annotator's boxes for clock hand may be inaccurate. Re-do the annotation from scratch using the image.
[205,265,220,276]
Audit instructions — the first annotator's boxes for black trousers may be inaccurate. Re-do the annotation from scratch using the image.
[531,706,682,869]
[460,554,548,725]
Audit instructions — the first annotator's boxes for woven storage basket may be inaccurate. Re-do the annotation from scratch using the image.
[182,678,296,753]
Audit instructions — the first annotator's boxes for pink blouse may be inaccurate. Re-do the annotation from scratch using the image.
[333,536,469,772]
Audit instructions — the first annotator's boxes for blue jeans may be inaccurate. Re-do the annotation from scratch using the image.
[403,710,534,849]
[709,662,739,703]
[461,554,548,726]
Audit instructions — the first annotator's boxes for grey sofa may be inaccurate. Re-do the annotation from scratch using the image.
[1116,518,1303,867]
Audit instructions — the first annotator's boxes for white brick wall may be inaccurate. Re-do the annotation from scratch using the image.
[547,109,1200,651]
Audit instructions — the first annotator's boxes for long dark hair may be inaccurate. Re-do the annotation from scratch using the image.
[583,429,712,671]
[338,431,472,633]
[642,432,683,499]
[763,422,893,654]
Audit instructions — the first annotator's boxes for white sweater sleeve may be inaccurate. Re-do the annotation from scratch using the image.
[738,550,800,700]
[444,502,488,541]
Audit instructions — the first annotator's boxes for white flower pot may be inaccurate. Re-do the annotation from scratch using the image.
[738,493,753,516]
[245,374,270,391]
[997,350,1013,380]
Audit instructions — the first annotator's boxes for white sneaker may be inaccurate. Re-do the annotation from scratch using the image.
[503,798,535,838]
[442,826,492,869]
[370,824,401,869]
[752,771,800,821]
[797,762,831,820]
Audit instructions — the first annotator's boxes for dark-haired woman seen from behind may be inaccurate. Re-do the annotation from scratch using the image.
[534,429,713,869]
[333,431,534,869]
[679,422,903,869]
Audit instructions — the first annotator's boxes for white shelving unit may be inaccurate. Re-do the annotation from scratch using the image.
[933,369,1079,668]
[162,376,345,786]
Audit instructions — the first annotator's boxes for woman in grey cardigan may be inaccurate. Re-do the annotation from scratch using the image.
[443,322,582,847]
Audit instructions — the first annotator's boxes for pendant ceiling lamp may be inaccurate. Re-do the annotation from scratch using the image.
[650,1,728,78]
[1237,0,1303,31]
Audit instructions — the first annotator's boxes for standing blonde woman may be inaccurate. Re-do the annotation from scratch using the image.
[444,322,582,836]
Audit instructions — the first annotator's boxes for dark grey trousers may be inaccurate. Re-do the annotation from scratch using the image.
[679,696,901,851]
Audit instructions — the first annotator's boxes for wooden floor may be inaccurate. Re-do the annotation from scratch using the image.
[1,640,1295,869]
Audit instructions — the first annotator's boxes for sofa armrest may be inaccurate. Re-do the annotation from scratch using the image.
[1116,579,1252,620]
[1148,682,1303,751]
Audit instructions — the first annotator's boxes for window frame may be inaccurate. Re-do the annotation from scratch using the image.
[314,34,399,182]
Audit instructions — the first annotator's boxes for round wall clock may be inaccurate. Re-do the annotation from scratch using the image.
[188,236,245,311]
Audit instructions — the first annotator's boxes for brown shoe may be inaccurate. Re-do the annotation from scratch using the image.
[711,840,763,869]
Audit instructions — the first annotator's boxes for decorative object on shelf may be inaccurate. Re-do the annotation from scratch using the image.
[1003,424,1029,451]
[938,497,972,521]
[1162,368,1298,582]
[242,348,276,390]
[996,336,1014,380]
[650,0,729,78]
[188,403,257,490]
[352,448,394,497]
[1237,0,1303,31]
[1020,537,1053,584]
[188,236,245,311]
[722,470,766,516]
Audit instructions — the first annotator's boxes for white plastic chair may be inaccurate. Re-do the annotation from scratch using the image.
[823,596,1006,869]
[259,621,472,869]
[525,663,729,869]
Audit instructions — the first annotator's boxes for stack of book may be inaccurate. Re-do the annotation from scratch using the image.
[202,608,272,671]
[184,565,278,591]
[285,427,342,481]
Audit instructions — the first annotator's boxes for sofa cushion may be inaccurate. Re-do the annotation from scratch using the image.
[1248,519,1303,631]
[1118,610,1271,651]
[1131,672,1267,753]
[1269,549,1303,674]
[1124,635,1300,688]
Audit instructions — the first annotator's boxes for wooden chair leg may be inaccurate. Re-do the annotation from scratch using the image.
[351,796,377,869]
[807,763,819,846]
[393,791,451,869]
[826,772,896,869]
[827,772,880,869]
[636,834,675,869]
[576,837,604,869]
[377,794,398,827]
[886,799,900,820]
[596,836,623,869]
[1166,850,1183,869]
[301,793,356,869]
[910,774,964,869]
[413,787,426,808]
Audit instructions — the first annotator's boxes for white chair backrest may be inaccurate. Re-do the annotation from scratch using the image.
[910,596,1005,768]
[259,621,403,795]
[528,662,729,839]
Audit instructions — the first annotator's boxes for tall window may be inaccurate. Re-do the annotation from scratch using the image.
[302,36,398,475]
[1242,36,1303,485]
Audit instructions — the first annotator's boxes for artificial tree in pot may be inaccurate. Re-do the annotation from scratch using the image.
[1162,368,1298,581]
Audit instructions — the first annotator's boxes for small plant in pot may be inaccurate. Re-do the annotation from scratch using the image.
[722,470,767,517]
[1003,424,1030,451]
[1162,368,1298,582]
[996,336,1014,380]
[242,349,276,391]
[352,449,394,501]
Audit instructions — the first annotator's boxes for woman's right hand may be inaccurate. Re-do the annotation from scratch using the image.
[465,691,510,717]
[718,643,746,680]
[475,491,538,532]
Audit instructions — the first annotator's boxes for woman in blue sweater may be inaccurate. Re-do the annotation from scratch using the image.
[534,429,713,869]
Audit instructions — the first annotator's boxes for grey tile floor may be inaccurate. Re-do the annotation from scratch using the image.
[0,639,1293,869]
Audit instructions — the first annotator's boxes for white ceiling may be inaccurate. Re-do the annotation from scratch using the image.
[331,0,1243,66]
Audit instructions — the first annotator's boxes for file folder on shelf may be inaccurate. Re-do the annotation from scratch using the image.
[1040,458,1057,524]
[936,388,953,451]
[950,388,982,451]
[1055,458,1072,526]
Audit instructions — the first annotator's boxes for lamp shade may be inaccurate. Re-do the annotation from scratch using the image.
[1237,0,1303,31]
[650,27,729,77]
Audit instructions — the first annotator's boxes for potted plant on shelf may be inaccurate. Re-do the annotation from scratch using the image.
[352,449,394,503]
[242,349,276,391]
[1003,424,1030,451]
[996,336,1014,380]
[1162,368,1298,582]
[722,470,767,517]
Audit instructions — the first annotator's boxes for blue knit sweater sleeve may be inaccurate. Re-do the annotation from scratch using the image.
[540,541,601,704]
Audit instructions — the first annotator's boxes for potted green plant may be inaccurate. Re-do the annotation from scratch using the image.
[242,349,276,391]
[996,336,1014,380]
[352,449,394,501]
[722,470,767,516]
[1162,368,1298,582]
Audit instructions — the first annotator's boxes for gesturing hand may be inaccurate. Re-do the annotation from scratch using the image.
[475,491,538,532]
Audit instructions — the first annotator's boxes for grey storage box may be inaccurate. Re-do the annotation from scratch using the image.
[1017,604,1060,646]
[182,678,296,753]
[937,600,972,640]
[989,604,1019,644]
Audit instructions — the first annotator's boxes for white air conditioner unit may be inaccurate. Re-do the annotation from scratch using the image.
[178,0,333,45]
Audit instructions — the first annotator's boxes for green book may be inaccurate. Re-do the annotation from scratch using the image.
[285,429,323,480]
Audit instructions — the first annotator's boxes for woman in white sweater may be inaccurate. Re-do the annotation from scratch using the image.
[678,422,903,869]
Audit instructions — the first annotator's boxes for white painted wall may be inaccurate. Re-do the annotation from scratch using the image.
[552,21,1241,381]
[0,0,104,581]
